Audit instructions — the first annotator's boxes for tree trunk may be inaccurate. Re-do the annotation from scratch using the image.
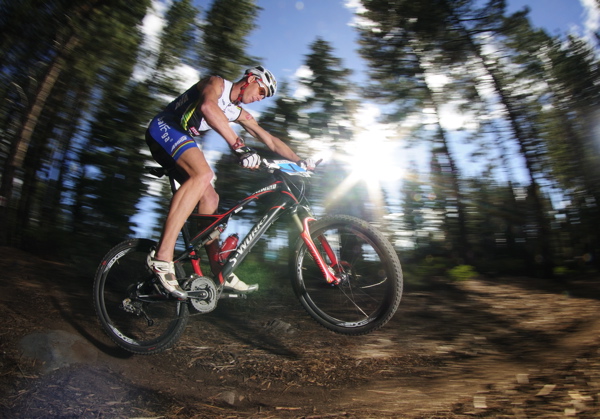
[442,3,555,277]
[0,0,100,244]
[0,33,80,205]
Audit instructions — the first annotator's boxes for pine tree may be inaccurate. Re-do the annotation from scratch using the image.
[299,38,356,147]
[199,0,261,80]
[355,0,572,276]
[356,0,470,260]
[0,0,151,247]
[507,26,600,269]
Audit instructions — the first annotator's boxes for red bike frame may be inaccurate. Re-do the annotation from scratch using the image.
[170,167,342,287]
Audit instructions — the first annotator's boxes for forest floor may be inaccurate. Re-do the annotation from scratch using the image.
[1,245,600,418]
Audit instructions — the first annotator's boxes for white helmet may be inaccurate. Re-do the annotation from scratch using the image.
[245,66,277,97]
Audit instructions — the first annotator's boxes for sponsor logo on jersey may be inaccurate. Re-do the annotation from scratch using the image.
[174,93,188,110]
[157,117,173,143]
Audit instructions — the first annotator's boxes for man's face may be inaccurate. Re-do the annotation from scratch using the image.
[243,76,267,104]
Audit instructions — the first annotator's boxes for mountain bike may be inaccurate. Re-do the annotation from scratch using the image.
[93,159,403,354]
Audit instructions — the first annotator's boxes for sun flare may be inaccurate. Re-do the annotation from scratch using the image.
[347,134,403,186]
[323,118,404,218]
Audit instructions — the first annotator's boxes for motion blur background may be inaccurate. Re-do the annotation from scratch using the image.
[1,0,599,282]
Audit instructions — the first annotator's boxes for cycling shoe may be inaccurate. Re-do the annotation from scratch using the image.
[224,273,259,293]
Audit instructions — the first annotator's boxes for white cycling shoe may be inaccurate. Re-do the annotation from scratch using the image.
[224,273,259,293]
[147,250,188,299]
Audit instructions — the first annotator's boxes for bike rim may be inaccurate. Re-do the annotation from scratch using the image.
[98,244,187,350]
[297,224,393,328]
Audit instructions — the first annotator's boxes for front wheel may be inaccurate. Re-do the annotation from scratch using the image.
[292,215,403,335]
[93,239,189,354]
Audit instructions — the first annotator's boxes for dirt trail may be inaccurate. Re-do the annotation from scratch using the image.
[1,246,600,418]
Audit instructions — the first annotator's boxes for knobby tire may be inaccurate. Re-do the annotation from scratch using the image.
[93,239,189,354]
[292,215,403,335]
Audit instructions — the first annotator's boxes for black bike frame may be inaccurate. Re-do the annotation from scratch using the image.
[167,170,341,287]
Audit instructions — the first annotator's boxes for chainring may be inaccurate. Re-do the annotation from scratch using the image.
[185,275,219,313]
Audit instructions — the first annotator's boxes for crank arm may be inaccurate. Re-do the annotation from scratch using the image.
[187,290,209,299]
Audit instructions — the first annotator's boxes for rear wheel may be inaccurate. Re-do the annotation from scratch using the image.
[292,215,402,335]
[93,239,189,354]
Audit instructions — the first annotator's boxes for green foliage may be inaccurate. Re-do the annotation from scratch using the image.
[259,83,304,147]
[475,257,527,277]
[358,0,473,258]
[357,0,600,275]
[0,0,260,264]
[0,0,153,250]
[298,37,357,146]
[143,0,202,100]
[1,0,599,282]
[413,256,455,279]
[447,265,478,282]
[157,0,200,71]
[230,253,286,291]
[199,0,261,79]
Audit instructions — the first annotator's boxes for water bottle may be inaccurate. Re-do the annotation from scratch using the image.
[218,233,239,263]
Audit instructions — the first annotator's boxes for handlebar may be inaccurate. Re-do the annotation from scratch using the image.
[260,158,316,177]
[145,158,318,180]
[261,158,321,173]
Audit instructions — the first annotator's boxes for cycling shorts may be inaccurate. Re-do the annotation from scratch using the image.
[145,112,202,184]
[146,112,201,161]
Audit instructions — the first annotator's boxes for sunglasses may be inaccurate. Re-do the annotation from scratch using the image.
[256,80,267,98]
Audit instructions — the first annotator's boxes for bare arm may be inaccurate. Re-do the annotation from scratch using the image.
[236,109,302,162]
[197,76,242,148]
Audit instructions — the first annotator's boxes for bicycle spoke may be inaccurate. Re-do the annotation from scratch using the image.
[293,215,402,335]
[338,285,369,317]
[93,239,189,354]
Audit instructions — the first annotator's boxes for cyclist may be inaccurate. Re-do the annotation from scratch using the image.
[145,66,314,299]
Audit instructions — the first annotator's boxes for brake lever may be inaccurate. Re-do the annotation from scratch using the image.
[260,158,280,173]
[311,159,323,172]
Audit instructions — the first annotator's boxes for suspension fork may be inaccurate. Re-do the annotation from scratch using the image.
[293,214,341,285]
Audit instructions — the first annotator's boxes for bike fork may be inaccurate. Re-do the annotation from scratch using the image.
[293,214,341,285]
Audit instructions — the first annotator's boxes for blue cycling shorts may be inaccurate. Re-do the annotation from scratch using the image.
[146,112,200,163]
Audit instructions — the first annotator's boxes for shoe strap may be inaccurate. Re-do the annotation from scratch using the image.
[150,258,174,271]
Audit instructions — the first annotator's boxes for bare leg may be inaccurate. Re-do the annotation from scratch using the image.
[153,146,257,293]
[154,147,219,262]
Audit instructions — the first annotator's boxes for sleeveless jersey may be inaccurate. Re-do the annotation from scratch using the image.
[165,78,242,136]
